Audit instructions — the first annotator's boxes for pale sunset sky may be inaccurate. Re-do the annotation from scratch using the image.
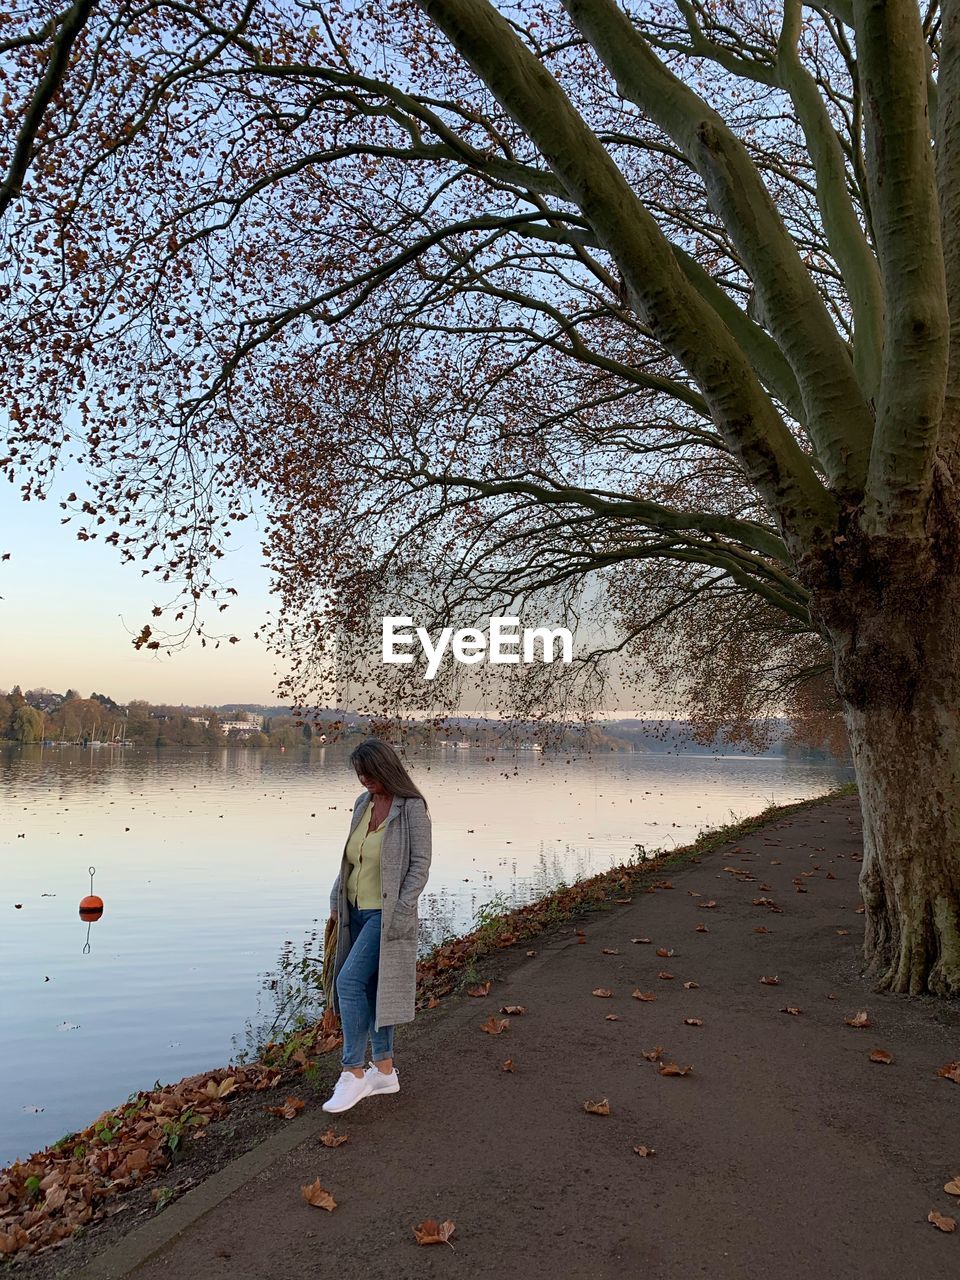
[0,475,638,715]
[0,477,282,705]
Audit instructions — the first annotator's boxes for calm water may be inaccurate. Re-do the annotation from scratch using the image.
[0,743,852,1163]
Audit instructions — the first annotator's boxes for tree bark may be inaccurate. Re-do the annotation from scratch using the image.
[815,506,960,995]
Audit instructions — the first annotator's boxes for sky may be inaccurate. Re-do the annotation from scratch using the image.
[0,477,284,705]
[0,476,644,715]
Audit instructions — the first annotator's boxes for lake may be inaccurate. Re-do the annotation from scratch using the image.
[0,742,853,1164]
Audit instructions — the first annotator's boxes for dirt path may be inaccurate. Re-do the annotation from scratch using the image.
[75,795,959,1279]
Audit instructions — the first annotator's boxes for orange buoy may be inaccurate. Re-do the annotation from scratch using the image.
[79,867,104,921]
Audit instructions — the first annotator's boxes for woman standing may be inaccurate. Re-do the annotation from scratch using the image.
[322,738,432,1114]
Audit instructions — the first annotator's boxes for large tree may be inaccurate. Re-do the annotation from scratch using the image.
[1,0,959,993]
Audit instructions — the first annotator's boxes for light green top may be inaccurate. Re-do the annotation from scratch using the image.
[344,799,387,908]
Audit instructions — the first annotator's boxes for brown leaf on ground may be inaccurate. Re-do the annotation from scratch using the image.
[583,1098,610,1115]
[658,1063,693,1077]
[633,1145,656,1157]
[614,898,632,905]
[301,1179,336,1211]
[641,1046,664,1061]
[688,890,702,898]
[319,1129,348,1147]
[868,1049,893,1064]
[683,1018,703,1027]
[781,1007,803,1016]
[601,947,620,954]
[698,900,718,909]
[265,1096,306,1120]
[632,937,652,944]
[205,1076,237,1100]
[653,881,674,890]
[499,1005,525,1015]
[501,1059,515,1072]
[426,995,440,1009]
[695,924,709,933]
[605,1014,622,1021]
[253,1069,283,1091]
[480,1016,509,1035]
[658,970,676,980]
[577,936,587,945]
[683,980,700,990]
[760,975,780,986]
[592,987,614,998]
[937,1061,960,1084]
[927,1210,957,1233]
[944,1179,960,1196]
[413,1218,456,1247]
[826,992,839,1000]
[656,947,675,957]
[467,981,492,998]
[525,950,537,957]
[836,928,850,936]
[754,926,771,935]
[633,990,657,1001]
[844,1011,871,1028]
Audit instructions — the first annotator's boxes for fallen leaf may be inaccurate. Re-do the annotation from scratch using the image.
[480,1016,509,1035]
[633,990,656,1002]
[869,1049,893,1065]
[836,929,850,936]
[658,1063,693,1077]
[605,1013,622,1021]
[265,1096,306,1120]
[592,987,614,998]
[683,1018,703,1027]
[657,970,675,980]
[205,1076,237,1100]
[525,950,536,957]
[656,948,675,958]
[632,937,652,944]
[467,981,491,998]
[698,900,718,909]
[683,980,700,990]
[844,1011,871,1028]
[413,1219,456,1247]
[937,1061,960,1084]
[944,1178,960,1197]
[927,1210,956,1233]
[826,992,839,1001]
[695,924,709,933]
[633,1145,656,1157]
[301,1178,336,1211]
[499,1005,525,1015]
[319,1129,348,1147]
[754,926,771,935]
[855,904,865,913]
[500,1058,515,1072]
[781,1007,802,1016]
[583,1097,610,1115]
[760,975,780,986]
[601,947,621,955]
[641,1046,664,1061]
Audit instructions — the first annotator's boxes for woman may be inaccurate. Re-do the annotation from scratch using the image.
[322,738,432,1114]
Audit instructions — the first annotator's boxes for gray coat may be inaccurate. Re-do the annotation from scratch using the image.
[329,791,432,1030]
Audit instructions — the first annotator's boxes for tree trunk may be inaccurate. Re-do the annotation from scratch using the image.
[819,521,960,996]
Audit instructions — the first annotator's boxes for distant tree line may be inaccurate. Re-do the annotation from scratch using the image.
[0,686,326,749]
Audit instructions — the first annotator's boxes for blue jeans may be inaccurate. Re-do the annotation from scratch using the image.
[336,903,395,1068]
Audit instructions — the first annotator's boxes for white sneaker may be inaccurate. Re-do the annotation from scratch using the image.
[321,1069,373,1113]
[364,1062,400,1095]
